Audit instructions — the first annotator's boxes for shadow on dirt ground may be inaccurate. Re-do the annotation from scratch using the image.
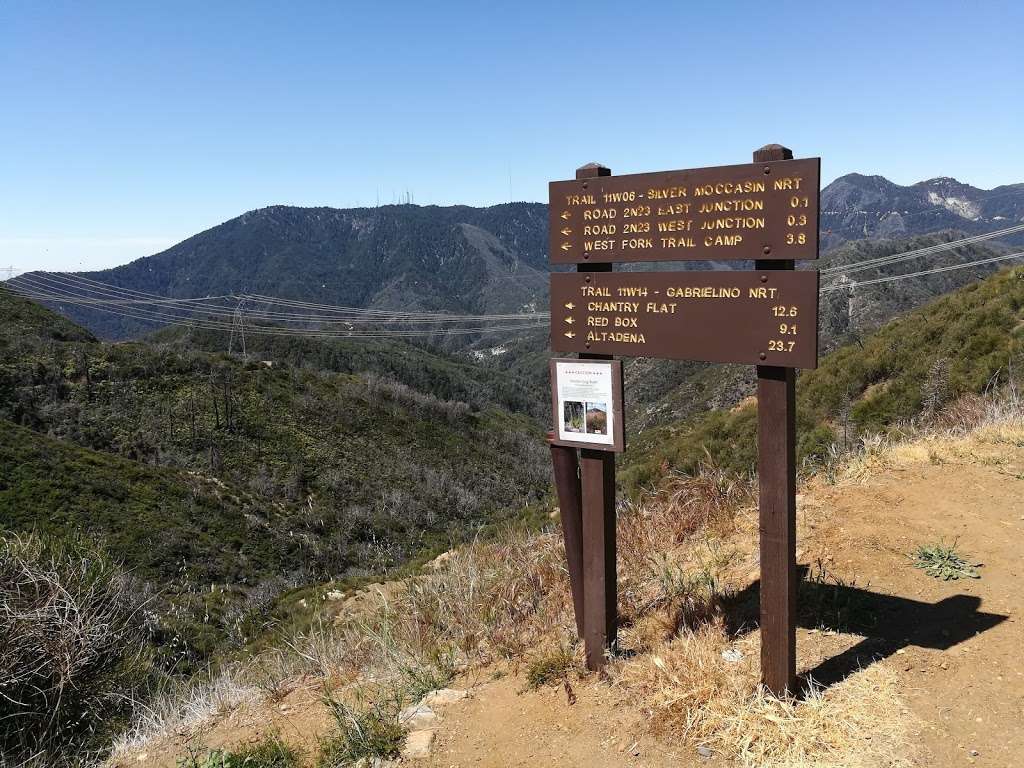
[723,565,1008,695]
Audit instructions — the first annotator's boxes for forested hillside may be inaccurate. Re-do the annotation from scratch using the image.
[0,288,549,663]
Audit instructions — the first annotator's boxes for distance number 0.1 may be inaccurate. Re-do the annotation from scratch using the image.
[772,305,799,317]
[768,340,796,352]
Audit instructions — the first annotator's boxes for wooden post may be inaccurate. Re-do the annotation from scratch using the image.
[548,431,585,638]
[576,162,617,671]
[753,143,798,696]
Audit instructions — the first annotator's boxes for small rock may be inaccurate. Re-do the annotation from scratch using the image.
[136,754,148,763]
[422,688,469,707]
[400,703,438,730]
[402,729,436,760]
[970,749,980,757]
[326,589,345,601]
[697,745,714,758]
[721,649,744,663]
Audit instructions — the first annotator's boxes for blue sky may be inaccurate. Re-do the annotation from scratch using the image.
[2,1,1021,272]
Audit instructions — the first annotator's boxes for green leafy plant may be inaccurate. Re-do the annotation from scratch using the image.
[912,540,981,581]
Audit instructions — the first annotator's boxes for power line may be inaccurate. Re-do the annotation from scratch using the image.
[822,250,1024,294]
[5,276,549,339]
[13,272,550,324]
[822,223,1024,278]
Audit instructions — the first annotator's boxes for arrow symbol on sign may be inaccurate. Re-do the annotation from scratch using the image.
[560,211,571,220]
[564,316,574,325]
[564,302,575,310]
[564,331,576,339]
[560,243,572,251]
[560,227,572,236]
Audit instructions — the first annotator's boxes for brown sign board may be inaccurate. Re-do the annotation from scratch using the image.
[549,358,625,452]
[550,270,819,369]
[549,157,820,264]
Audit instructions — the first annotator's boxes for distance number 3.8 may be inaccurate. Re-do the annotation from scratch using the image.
[785,232,807,244]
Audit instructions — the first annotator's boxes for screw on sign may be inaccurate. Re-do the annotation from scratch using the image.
[547,144,818,696]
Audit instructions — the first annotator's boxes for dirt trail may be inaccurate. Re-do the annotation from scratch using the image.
[120,437,1024,767]
[422,667,696,768]
[806,458,1024,766]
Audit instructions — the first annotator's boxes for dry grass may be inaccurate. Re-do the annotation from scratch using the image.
[616,625,913,768]
[839,390,1024,482]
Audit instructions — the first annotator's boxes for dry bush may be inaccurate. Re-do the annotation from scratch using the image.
[0,532,153,766]
[113,669,260,756]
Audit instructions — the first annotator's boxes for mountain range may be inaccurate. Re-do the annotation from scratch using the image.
[12,172,1024,342]
[820,175,1024,250]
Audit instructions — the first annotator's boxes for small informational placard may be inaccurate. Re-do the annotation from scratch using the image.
[549,358,625,452]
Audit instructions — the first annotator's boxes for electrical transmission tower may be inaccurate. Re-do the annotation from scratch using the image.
[0,266,17,282]
[228,297,247,360]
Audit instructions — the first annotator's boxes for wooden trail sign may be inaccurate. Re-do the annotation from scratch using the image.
[550,270,819,369]
[549,157,820,264]
[547,144,814,696]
